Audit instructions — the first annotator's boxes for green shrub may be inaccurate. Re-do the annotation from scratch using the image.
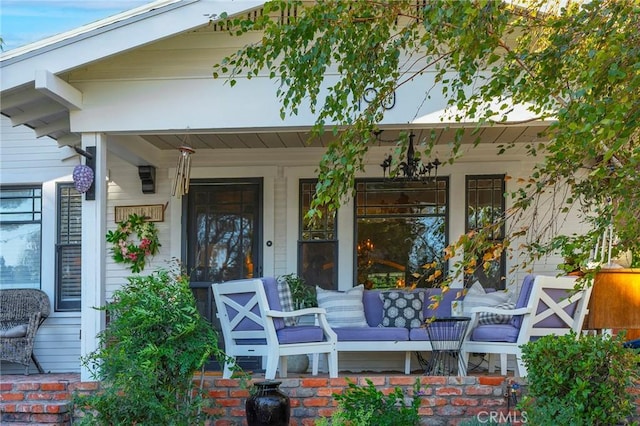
[74,266,229,425]
[315,377,423,426]
[279,273,317,308]
[520,331,640,426]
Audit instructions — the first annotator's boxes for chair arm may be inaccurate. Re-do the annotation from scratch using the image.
[265,307,327,318]
[265,308,337,343]
[464,306,532,339]
[26,311,42,338]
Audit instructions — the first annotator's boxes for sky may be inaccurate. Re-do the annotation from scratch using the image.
[1,1,155,51]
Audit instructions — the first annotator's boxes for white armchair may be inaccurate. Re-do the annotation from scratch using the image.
[212,277,338,379]
[461,275,593,377]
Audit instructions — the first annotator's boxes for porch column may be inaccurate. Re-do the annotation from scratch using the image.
[80,132,107,381]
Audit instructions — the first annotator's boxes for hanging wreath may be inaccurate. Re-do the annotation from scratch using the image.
[106,213,161,273]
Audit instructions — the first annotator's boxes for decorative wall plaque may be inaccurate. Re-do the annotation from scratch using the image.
[114,204,165,222]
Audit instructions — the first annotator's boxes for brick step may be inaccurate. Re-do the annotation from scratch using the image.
[1,402,71,425]
[1,401,70,413]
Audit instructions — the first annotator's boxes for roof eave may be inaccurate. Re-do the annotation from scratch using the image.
[0,0,264,92]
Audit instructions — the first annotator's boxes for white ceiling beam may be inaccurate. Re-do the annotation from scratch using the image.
[108,135,162,168]
[35,117,69,137]
[9,102,65,126]
[35,69,83,110]
[0,89,44,109]
[56,133,81,147]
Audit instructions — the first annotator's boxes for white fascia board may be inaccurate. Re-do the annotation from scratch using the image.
[71,78,298,132]
[35,70,83,110]
[412,100,553,127]
[0,0,263,91]
[71,70,549,133]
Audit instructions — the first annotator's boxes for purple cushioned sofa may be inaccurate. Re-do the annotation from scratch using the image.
[332,288,464,374]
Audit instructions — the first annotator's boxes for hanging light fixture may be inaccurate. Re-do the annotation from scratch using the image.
[171,139,195,197]
[380,132,441,182]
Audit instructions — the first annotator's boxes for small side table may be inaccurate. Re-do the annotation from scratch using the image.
[423,317,471,376]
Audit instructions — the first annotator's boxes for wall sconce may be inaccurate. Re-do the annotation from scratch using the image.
[138,165,156,194]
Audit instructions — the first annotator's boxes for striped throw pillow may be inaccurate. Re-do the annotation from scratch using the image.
[277,277,297,326]
[478,302,516,325]
[316,284,368,328]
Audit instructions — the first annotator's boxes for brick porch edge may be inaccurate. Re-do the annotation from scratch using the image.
[1,375,639,425]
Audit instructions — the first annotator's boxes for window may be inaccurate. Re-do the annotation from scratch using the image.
[355,179,448,289]
[0,186,42,289]
[298,180,338,290]
[466,175,506,290]
[56,183,82,311]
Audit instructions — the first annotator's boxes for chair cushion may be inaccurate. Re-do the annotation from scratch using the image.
[0,324,28,338]
[276,325,325,344]
[471,324,520,343]
[261,277,286,330]
[409,326,429,341]
[423,288,464,318]
[478,302,516,325]
[380,291,424,329]
[334,326,409,341]
[316,285,368,328]
[276,278,297,326]
[510,275,536,329]
[363,290,385,326]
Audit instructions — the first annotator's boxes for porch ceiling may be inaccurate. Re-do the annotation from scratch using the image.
[1,85,549,150]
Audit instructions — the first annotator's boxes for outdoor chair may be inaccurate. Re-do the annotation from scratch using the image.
[212,277,338,379]
[0,288,51,374]
[461,275,593,377]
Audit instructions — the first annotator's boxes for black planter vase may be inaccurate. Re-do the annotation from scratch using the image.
[246,380,290,426]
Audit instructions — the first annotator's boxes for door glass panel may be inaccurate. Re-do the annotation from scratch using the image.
[191,187,257,283]
[185,179,262,371]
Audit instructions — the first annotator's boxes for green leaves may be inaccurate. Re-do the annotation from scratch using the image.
[214,0,640,278]
[322,377,423,426]
[74,265,225,425]
[521,332,639,425]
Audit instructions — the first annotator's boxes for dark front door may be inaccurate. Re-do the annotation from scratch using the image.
[184,179,263,371]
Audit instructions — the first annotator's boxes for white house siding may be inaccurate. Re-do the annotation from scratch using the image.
[0,116,81,373]
[103,152,176,298]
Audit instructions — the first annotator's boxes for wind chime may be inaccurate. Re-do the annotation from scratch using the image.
[171,137,195,197]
